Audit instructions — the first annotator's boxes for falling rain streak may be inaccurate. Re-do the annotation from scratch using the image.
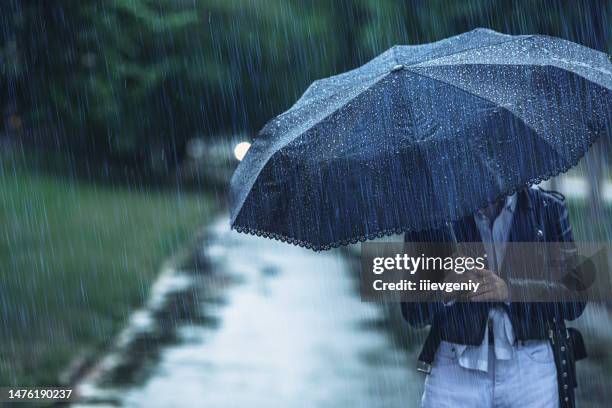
[0,1,610,407]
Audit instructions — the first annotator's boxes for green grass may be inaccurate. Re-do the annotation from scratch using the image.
[0,163,216,386]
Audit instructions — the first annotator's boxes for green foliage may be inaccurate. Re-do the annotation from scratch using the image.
[2,0,609,170]
[14,1,202,163]
[0,154,214,386]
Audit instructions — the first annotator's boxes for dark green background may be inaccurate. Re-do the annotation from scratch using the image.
[1,0,609,172]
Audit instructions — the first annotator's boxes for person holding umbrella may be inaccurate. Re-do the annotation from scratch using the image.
[230,28,610,408]
[401,187,587,407]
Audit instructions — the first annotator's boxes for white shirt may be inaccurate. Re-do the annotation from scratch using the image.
[449,193,517,372]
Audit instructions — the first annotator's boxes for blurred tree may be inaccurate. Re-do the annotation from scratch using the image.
[1,0,608,175]
[0,1,21,136]
[12,0,200,169]
[7,0,348,171]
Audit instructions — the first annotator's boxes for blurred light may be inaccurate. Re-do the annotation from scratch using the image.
[234,142,251,161]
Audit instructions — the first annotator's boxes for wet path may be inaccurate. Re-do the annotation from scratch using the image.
[116,219,422,407]
[73,216,610,407]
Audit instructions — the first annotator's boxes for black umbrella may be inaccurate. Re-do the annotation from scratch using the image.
[230,28,611,251]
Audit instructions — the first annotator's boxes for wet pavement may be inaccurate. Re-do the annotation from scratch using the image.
[73,214,611,407]
[75,218,422,407]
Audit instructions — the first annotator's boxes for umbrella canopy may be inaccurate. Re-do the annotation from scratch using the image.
[230,28,611,251]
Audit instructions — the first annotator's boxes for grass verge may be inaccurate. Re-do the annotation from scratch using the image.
[0,159,215,386]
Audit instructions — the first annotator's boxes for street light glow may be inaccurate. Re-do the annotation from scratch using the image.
[234,142,251,161]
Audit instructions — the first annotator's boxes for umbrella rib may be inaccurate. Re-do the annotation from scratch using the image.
[275,73,391,152]
[406,35,532,68]
[420,59,612,76]
[410,62,611,90]
[403,66,542,138]
[404,66,575,170]
[230,72,391,225]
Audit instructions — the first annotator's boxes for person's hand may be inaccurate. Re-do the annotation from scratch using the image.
[467,268,509,302]
[441,269,481,303]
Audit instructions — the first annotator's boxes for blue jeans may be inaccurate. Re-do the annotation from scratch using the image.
[421,340,559,408]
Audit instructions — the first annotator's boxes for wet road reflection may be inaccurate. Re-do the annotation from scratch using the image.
[119,219,422,407]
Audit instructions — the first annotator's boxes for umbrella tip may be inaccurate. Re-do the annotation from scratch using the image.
[391,64,404,72]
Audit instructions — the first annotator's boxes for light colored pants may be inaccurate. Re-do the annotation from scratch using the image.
[421,340,559,408]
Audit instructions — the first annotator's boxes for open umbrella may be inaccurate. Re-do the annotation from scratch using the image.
[230,28,611,251]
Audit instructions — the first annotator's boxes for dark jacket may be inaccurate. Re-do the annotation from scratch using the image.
[401,187,586,345]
